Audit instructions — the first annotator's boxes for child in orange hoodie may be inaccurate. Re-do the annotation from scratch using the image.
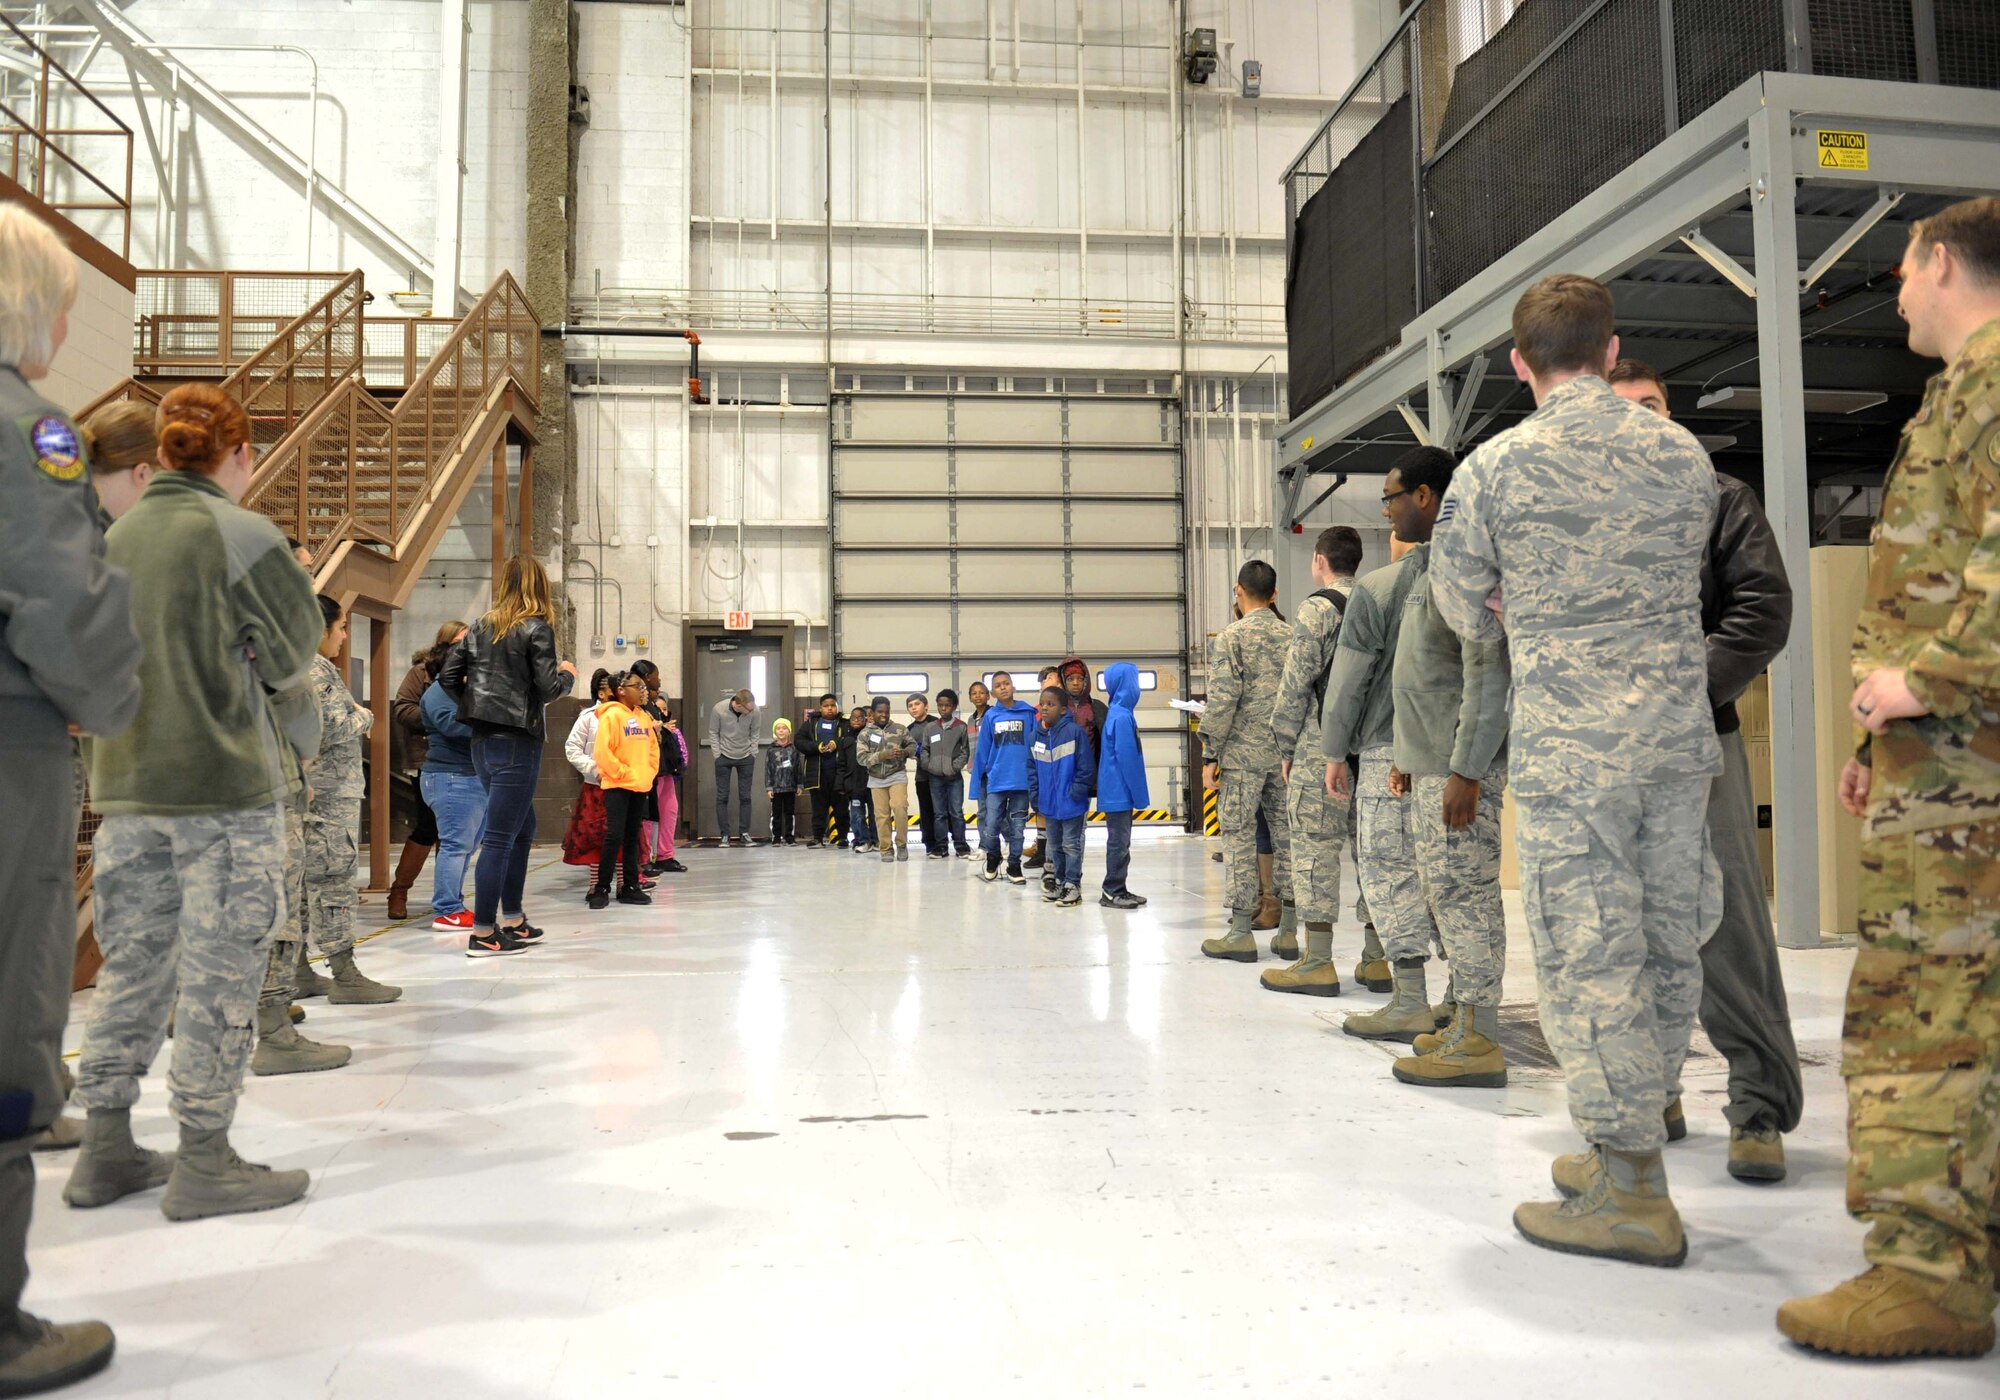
[590,670,662,909]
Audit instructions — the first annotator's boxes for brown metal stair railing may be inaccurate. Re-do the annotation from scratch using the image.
[243,270,539,604]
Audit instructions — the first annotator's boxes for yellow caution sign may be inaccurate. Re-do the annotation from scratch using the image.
[1815,130,1868,172]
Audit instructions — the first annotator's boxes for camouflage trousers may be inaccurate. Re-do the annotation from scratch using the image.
[1517,778,1719,1153]
[1354,746,1436,962]
[258,789,310,1011]
[1219,765,1291,913]
[73,803,286,1132]
[1411,761,1508,1006]
[1286,747,1347,924]
[304,796,361,960]
[1349,788,1370,928]
[1846,817,2000,1317]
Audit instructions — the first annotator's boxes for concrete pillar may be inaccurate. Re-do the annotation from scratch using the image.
[526,0,578,639]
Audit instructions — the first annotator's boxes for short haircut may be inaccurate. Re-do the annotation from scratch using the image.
[989,672,1011,683]
[0,204,78,372]
[82,401,157,476]
[1389,445,1456,500]
[733,687,754,705]
[818,691,837,703]
[1511,273,1616,377]
[1314,525,1364,576]
[316,594,343,633]
[1040,686,1066,704]
[936,688,958,705]
[870,694,891,709]
[1237,559,1277,602]
[1038,666,1059,682]
[1910,196,2000,287]
[1607,358,1668,399]
[906,692,927,706]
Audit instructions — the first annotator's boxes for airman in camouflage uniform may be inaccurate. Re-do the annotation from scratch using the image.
[1320,543,1437,1021]
[1781,202,2000,1360]
[1431,273,1720,1269]
[299,646,401,1007]
[1199,563,1293,962]
[1261,528,1362,995]
[1375,448,1512,1088]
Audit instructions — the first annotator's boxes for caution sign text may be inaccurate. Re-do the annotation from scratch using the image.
[1816,129,1869,172]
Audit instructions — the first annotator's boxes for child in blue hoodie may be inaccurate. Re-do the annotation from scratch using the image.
[1028,685,1095,907]
[1096,662,1150,909]
[974,671,1039,884]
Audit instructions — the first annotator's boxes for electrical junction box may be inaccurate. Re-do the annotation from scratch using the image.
[1183,29,1217,85]
[1242,60,1261,98]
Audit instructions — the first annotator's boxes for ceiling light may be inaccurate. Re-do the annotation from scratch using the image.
[1695,385,1887,415]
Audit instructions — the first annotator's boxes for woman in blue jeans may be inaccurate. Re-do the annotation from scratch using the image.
[418,673,487,932]
[438,556,576,957]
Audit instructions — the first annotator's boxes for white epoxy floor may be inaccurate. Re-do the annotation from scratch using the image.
[31,830,2000,1397]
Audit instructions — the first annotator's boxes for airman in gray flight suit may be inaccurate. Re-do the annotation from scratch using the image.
[0,205,139,1392]
[1431,274,1721,1268]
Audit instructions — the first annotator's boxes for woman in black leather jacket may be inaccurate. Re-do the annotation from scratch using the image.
[439,555,575,956]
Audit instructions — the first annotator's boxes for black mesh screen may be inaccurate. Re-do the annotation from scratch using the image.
[1285,94,1417,415]
[1808,0,1919,81]
[1674,0,1787,121]
[1426,0,1665,300]
[1936,0,2000,89]
[1435,0,1597,145]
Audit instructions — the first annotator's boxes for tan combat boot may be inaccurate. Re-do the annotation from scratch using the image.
[326,949,403,1005]
[1342,958,1434,1042]
[1202,909,1259,963]
[251,1003,352,1076]
[1778,1265,1996,1359]
[1260,922,1341,996]
[1269,900,1299,959]
[1353,922,1390,992]
[1728,1125,1786,1183]
[1515,1145,1686,1267]
[1392,1003,1507,1088]
[1251,856,1281,932]
[1663,1096,1687,1142]
[293,942,334,999]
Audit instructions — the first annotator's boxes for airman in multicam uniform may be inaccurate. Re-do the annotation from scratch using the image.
[1261,527,1364,996]
[1199,561,1294,963]
[1780,198,2000,1362]
[1377,449,1512,1090]
[1430,273,1720,1269]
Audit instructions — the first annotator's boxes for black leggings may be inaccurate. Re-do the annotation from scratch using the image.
[598,787,647,891]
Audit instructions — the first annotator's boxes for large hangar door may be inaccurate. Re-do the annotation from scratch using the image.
[831,389,1190,814]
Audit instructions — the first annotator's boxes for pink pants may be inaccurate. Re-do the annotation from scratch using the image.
[642,775,678,862]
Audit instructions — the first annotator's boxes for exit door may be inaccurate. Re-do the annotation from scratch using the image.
[684,624,795,843]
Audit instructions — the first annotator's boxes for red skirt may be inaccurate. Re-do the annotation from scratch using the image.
[563,782,607,866]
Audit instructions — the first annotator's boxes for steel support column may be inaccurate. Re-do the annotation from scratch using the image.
[1747,105,1820,948]
[434,0,471,312]
[367,610,393,893]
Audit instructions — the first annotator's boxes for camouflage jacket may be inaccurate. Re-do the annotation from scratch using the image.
[1851,316,2000,836]
[308,653,373,804]
[1430,375,1720,797]
[1320,553,1422,760]
[1202,605,1290,773]
[1270,583,1353,762]
[1391,543,1511,779]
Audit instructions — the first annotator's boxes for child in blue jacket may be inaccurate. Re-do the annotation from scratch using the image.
[1027,684,1095,907]
[1096,662,1149,909]
[974,673,1039,883]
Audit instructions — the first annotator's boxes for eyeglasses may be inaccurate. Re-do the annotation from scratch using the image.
[1380,488,1411,505]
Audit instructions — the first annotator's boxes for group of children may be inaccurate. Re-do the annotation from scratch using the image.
[561,663,688,910]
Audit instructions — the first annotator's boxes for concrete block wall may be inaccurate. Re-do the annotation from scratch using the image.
[43,261,135,416]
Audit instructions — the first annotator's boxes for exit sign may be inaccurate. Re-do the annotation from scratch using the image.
[724,611,753,631]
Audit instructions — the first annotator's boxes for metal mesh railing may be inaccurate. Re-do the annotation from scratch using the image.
[245,273,539,566]
[218,273,365,451]
[0,15,131,257]
[133,271,352,374]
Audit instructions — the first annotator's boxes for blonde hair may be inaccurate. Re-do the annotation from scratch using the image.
[82,401,158,475]
[0,204,79,373]
[155,383,250,475]
[482,555,556,638]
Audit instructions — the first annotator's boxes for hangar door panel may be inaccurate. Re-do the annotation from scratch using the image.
[831,390,1189,813]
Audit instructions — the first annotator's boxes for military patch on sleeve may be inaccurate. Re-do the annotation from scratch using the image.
[1437,495,1458,524]
[29,415,84,482]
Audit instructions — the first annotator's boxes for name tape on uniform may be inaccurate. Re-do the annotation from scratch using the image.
[1815,129,1868,172]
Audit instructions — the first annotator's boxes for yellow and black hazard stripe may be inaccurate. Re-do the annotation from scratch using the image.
[1201,787,1219,836]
